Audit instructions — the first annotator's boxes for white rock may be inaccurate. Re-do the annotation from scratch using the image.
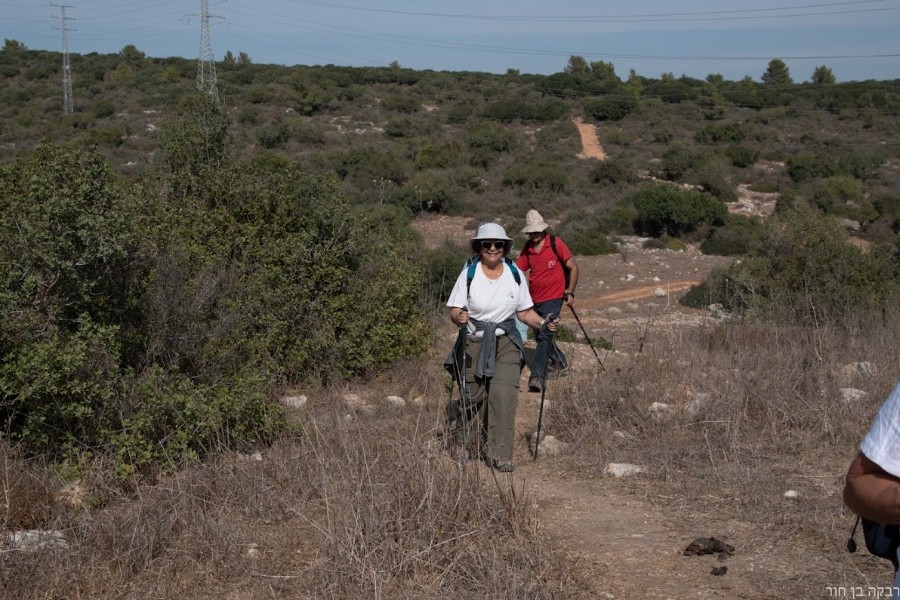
[653,287,666,298]
[386,395,406,407]
[238,451,263,461]
[343,393,362,404]
[411,396,425,406]
[625,274,636,282]
[607,307,622,315]
[784,490,801,499]
[840,388,867,402]
[4,530,68,551]
[533,435,567,457]
[649,402,671,414]
[652,276,661,282]
[280,394,307,409]
[605,463,644,477]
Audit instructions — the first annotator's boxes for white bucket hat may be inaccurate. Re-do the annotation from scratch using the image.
[471,222,513,242]
[521,209,550,234]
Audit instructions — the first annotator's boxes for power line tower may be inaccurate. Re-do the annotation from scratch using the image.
[195,0,220,100]
[52,3,76,115]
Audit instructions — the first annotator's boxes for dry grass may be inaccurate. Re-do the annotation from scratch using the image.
[549,309,900,595]
[1,378,589,598]
[3,308,898,597]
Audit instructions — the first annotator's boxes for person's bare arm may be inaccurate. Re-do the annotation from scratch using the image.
[564,258,578,306]
[844,451,900,523]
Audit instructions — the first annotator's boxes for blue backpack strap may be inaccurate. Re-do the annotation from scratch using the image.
[504,257,522,285]
[466,256,521,298]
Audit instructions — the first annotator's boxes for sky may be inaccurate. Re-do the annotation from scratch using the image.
[4,0,900,82]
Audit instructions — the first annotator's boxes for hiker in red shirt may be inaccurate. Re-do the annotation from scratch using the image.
[515,210,579,392]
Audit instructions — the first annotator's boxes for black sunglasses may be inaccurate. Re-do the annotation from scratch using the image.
[479,240,508,251]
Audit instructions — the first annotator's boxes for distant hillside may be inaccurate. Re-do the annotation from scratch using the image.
[1,43,899,244]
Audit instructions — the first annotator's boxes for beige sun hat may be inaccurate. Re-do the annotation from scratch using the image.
[521,209,550,234]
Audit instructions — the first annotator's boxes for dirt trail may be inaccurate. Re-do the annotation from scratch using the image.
[572,116,607,160]
[578,280,701,310]
[414,215,749,597]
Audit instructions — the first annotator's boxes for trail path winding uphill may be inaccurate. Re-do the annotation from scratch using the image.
[572,116,607,160]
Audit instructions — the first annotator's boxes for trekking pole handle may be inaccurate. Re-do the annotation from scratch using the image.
[540,313,558,333]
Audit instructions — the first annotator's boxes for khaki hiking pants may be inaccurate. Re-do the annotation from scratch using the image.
[461,335,522,463]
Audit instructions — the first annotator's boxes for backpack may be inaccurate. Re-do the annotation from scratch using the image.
[848,516,900,570]
[465,255,521,299]
[524,235,571,289]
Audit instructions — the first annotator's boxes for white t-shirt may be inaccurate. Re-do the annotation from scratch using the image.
[861,378,900,478]
[446,261,533,335]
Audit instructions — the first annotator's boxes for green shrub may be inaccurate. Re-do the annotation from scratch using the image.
[583,93,638,122]
[695,122,746,144]
[663,236,688,251]
[337,144,408,188]
[694,154,737,201]
[590,157,638,184]
[555,211,619,255]
[237,105,262,125]
[414,138,464,170]
[723,145,759,168]
[809,176,876,221]
[255,121,291,149]
[840,151,885,180]
[660,144,706,181]
[692,205,898,321]
[482,98,567,122]
[91,99,116,118]
[0,144,141,458]
[700,215,765,256]
[423,243,469,306]
[381,94,420,113]
[786,152,837,182]
[629,184,727,237]
[502,159,569,193]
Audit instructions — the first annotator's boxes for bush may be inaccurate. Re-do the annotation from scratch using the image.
[786,151,838,182]
[695,122,746,144]
[693,205,898,321]
[590,157,638,184]
[381,94,419,113]
[723,145,759,168]
[503,159,569,193]
[583,93,638,122]
[0,144,141,458]
[700,215,766,256]
[629,184,727,237]
[482,98,567,122]
[555,211,619,255]
[694,154,737,201]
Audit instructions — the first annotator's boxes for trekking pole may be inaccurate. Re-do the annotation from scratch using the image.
[568,304,605,370]
[534,314,555,460]
[451,309,470,461]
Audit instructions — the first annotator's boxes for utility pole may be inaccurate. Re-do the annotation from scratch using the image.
[194,0,220,100]
[52,4,75,115]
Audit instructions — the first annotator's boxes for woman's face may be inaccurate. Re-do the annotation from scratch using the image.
[476,239,508,265]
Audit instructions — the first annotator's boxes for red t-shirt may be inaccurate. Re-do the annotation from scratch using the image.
[515,236,573,303]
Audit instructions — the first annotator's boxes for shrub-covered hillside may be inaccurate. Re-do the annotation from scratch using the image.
[1,41,899,472]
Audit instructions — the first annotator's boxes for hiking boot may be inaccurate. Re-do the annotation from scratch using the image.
[528,378,543,393]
